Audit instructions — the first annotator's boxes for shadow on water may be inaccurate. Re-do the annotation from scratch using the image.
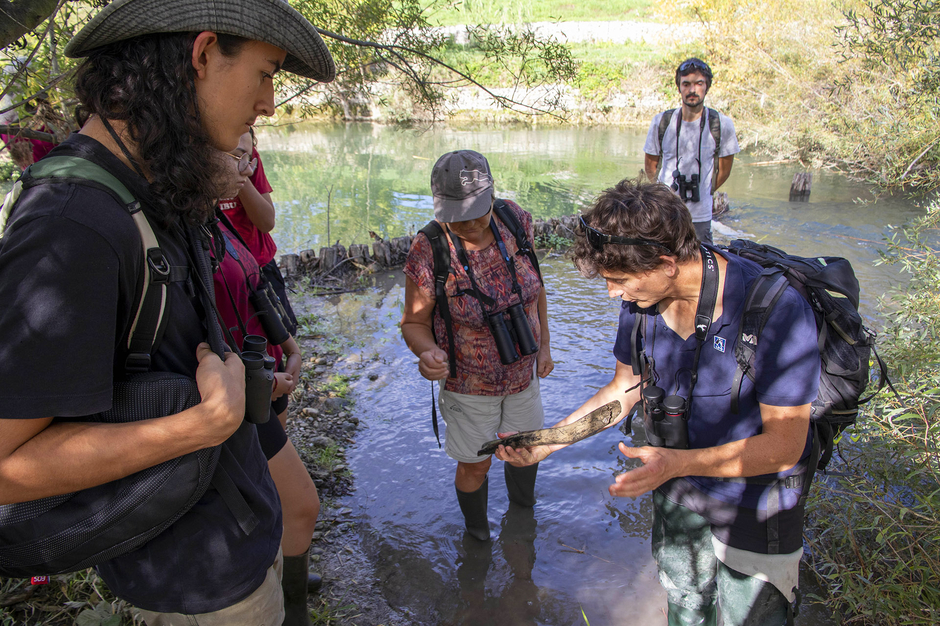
[266,123,921,625]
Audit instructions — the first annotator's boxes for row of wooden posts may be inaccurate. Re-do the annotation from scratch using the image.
[281,173,812,280]
[279,214,581,280]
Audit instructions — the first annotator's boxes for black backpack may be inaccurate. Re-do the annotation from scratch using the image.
[724,239,894,473]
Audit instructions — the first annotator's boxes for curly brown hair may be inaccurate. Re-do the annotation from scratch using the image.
[571,179,699,277]
[74,32,249,228]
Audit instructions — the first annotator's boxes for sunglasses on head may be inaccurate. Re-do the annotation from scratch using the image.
[678,59,710,74]
[578,215,671,253]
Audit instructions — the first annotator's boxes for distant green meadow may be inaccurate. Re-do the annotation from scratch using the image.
[424,0,653,26]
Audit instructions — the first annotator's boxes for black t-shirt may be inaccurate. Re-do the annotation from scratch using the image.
[0,134,282,613]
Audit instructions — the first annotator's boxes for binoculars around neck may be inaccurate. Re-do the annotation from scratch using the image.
[486,302,539,365]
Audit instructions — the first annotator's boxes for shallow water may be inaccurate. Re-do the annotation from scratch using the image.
[267,122,923,626]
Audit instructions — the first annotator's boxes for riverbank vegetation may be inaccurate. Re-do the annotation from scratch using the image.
[806,199,940,624]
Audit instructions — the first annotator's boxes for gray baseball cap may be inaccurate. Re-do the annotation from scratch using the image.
[431,150,494,223]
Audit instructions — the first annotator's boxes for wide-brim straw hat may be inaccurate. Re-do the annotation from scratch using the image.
[64,0,335,82]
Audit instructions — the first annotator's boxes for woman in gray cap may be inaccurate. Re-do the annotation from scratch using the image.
[0,1,332,624]
[401,150,554,541]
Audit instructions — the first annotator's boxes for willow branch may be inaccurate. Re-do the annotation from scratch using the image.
[315,27,564,119]
[0,125,55,142]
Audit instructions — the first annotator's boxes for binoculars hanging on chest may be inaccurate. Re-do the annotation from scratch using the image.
[642,385,690,449]
[486,302,539,365]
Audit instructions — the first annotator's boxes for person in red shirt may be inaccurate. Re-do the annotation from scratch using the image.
[216,149,322,625]
[219,129,299,350]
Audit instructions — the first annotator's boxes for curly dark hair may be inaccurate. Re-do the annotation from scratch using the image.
[74,33,249,227]
[571,179,699,278]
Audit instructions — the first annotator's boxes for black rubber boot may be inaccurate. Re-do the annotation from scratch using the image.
[281,553,312,626]
[456,476,491,541]
[504,462,539,507]
[307,571,322,593]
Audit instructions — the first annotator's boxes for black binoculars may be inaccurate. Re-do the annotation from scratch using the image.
[671,170,701,203]
[641,385,690,449]
[243,334,275,424]
[486,302,539,365]
[249,281,294,346]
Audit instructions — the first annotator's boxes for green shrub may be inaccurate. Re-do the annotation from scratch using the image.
[804,199,940,625]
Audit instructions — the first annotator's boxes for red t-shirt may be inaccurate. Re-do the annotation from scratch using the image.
[219,147,277,266]
[213,221,284,363]
[404,200,542,396]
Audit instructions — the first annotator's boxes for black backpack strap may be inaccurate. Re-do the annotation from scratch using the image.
[657,108,676,156]
[493,199,542,285]
[707,108,721,159]
[630,311,647,377]
[418,221,457,382]
[731,269,790,413]
[417,221,455,449]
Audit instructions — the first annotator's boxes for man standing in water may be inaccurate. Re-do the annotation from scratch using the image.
[644,58,740,244]
[497,179,819,626]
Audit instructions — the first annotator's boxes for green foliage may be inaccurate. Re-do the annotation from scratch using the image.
[0,160,17,181]
[805,199,940,625]
[658,0,940,192]
[534,232,571,249]
[426,0,653,26]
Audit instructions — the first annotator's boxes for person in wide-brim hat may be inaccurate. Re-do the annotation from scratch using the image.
[65,0,334,81]
[0,2,336,626]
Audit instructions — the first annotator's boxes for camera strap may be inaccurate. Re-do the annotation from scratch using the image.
[646,245,719,407]
[491,217,526,304]
[449,223,500,314]
[674,108,708,184]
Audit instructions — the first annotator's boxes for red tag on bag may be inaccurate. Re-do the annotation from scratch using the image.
[30,576,49,585]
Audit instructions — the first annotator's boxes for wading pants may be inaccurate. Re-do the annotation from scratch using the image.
[652,492,790,626]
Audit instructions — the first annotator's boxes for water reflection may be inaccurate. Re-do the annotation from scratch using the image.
[259,121,920,318]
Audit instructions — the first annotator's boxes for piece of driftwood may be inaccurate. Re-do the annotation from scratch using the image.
[476,400,622,456]
[789,172,812,202]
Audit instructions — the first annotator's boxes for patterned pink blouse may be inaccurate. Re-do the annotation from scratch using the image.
[404,200,542,396]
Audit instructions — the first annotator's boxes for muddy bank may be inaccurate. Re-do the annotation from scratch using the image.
[287,291,417,626]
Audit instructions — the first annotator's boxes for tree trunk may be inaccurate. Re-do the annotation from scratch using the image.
[0,0,59,50]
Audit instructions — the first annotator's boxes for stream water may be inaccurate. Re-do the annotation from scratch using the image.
[259,122,924,626]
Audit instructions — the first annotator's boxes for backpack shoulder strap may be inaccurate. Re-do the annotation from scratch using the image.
[707,108,721,158]
[417,220,457,380]
[493,198,542,285]
[731,268,790,413]
[707,108,722,188]
[657,109,677,154]
[630,311,648,377]
[2,155,170,375]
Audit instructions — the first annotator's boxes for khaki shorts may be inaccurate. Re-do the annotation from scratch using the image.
[136,548,284,626]
[439,372,544,463]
